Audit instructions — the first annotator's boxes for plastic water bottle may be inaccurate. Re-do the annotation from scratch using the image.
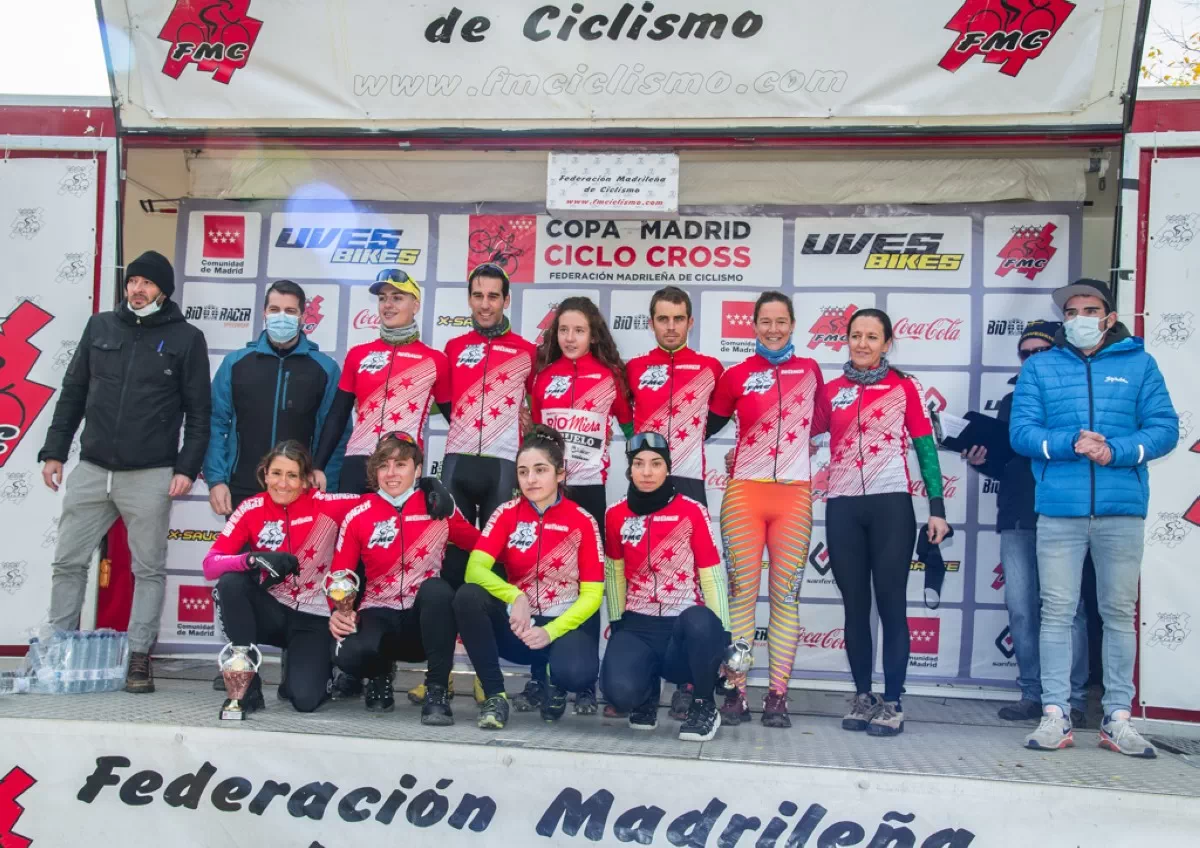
[64,633,78,694]
[96,632,110,691]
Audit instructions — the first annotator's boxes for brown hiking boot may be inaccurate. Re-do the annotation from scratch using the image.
[125,652,155,694]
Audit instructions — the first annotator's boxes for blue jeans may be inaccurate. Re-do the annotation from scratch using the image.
[1000,529,1088,710]
[1036,515,1144,717]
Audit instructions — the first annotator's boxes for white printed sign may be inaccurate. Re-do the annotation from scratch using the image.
[886,293,972,367]
[981,293,1059,366]
[547,152,679,216]
[974,530,1006,606]
[266,213,429,281]
[969,607,1020,682]
[183,210,261,278]
[795,217,973,289]
[180,282,257,351]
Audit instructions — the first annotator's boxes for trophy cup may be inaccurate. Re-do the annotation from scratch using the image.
[323,569,361,644]
[723,639,755,675]
[218,643,262,721]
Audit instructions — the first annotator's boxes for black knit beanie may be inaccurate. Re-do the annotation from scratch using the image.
[125,250,175,298]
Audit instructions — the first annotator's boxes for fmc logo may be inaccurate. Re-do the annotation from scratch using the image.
[939,0,1075,77]
[158,0,264,84]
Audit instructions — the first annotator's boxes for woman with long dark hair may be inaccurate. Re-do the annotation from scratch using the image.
[822,308,950,738]
[707,291,829,729]
[452,426,604,730]
[203,441,362,715]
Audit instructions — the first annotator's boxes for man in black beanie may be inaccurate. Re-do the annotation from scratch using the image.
[963,319,1089,726]
[39,250,211,693]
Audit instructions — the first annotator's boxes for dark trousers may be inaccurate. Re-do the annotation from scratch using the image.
[566,484,607,544]
[443,453,517,528]
[670,476,708,509]
[601,607,727,710]
[453,583,600,698]
[332,577,457,686]
[827,492,917,702]
[339,455,370,496]
[215,571,333,713]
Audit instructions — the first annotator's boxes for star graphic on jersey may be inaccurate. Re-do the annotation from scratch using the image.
[780,408,791,419]
[582,400,595,411]
[883,432,895,443]
[496,373,510,383]
[389,412,402,424]
[425,569,437,580]
[400,377,413,389]
[357,412,368,423]
[474,418,484,430]
[677,428,688,441]
[675,569,689,582]
[760,421,772,433]
[373,424,384,434]
[784,432,798,443]
[408,402,419,412]
[669,405,681,417]
[768,447,779,458]
[868,444,881,455]
[661,546,676,562]
[504,397,516,407]
[855,458,864,468]
[860,423,869,434]
[385,574,398,584]
[413,546,429,559]
[801,417,810,427]
[650,418,665,430]
[691,415,702,427]
[367,400,380,412]
[872,408,885,420]
[465,394,477,406]
[834,451,844,462]
[385,388,396,400]
[304,580,315,590]
[490,406,502,419]
[545,588,559,602]
[746,434,757,446]
[405,583,420,596]
[663,583,676,594]
[683,391,696,403]
[289,585,301,599]
[549,556,565,570]
[303,547,317,560]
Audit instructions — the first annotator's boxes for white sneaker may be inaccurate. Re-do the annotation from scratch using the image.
[1024,706,1074,751]
[1100,711,1157,759]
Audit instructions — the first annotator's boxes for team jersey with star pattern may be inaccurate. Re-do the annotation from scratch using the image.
[209,488,364,616]
[626,346,724,482]
[709,353,829,483]
[822,370,937,499]
[530,352,634,486]
[331,491,479,612]
[604,494,721,618]
[444,329,536,460]
[337,338,450,457]
[474,495,604,616]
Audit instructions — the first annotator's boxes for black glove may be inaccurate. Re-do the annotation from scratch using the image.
[248,552,300,588]
[417,476,454,520]
[915,523,954,610]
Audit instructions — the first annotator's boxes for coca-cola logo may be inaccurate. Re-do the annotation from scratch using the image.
[353,309,380,330]
[910,475,960,499]
[796,626,846,651]
[703,469,728,491]
[893,317,963,342]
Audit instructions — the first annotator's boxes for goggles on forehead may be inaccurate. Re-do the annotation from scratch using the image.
[626,432,669,454]
[468,261,511,285]
[380,430,417,446]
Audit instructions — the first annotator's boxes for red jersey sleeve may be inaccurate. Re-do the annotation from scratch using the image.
[709,366,738,418]
[331,506,366,575]
[611,370,634,426]
[209,500,255,555]
[576,507,605,583]
[901,375,934,439]
[811,366,831,436]
[529,370,545,423]
[447,507,482,551]
[687,501,722,569]
[316,491,364,526]
[337,349,358,394]
[432,349,451,406]
[604,504,624,560]
[523,344,537,396]
[475,499,516,560]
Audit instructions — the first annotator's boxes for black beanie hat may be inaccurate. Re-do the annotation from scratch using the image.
[1019,319,1061,349]
[125,250,175,298]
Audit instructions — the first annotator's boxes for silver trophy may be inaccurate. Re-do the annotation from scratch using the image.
[723,639,755,675]
[323,569,361,619]
[218,643,262,721]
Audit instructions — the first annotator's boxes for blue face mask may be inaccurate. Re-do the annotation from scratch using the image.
[265,313,300,344]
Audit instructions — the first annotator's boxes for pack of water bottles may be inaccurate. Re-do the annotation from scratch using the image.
[0,629,130,695]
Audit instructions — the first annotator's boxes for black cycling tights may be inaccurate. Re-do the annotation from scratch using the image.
[600,607,727,711]
[442,453,517,528]
[826,492,917,702]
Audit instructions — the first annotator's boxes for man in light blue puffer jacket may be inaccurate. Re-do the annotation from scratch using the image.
[1010,279,1178,759]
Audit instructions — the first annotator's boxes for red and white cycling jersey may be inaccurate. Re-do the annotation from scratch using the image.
[627,346,724,482]
[822,370,933,498]
[604,494,721,618]
[474,495,604,616]
[332,492,479,611]
[444,329,536,461]
[209,489,363,616]
[530,352,633,487]
[337,339,449,457]
[709,353,829,483]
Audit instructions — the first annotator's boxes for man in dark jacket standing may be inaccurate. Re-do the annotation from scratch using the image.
[38,250,211,694]
[965,320,1089,726]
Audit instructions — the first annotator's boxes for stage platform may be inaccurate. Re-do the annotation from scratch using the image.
[3,662,1199,846]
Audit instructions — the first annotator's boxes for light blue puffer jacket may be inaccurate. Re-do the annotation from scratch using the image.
[1009,324,1178,518]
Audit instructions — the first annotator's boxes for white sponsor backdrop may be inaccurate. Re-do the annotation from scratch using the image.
[1138,155,1200,712]
[101,1,1130,128]
[0,158,99,646]
[8,717,1200,846]
[172,198,1081,691]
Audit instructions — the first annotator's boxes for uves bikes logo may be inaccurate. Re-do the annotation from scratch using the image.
[939,0,1076,77]
[158,0,264,84]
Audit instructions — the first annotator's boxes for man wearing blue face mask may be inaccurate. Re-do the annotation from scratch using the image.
[1009,278,1178,759]
[204,280,345,516]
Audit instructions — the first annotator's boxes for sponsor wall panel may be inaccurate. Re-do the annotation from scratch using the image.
[179,281,256,350]
[299,283,342,353]
[982,214,1071,289]
[969,607,1020,683]
[974,531,1006,606]
[184,210,261,278]
[877,608,963,679]
[981,292,1060,366]
[265,212,429,281]
[1139,155,1200,711]
[172,199,1081,692]
[0,158,98,645]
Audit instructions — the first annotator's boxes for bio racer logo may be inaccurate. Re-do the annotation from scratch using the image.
[159,0,264,84]
[939,0,1076,77]
[799,231,963,272]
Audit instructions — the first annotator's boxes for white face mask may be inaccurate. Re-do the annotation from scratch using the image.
[131,299,162,318]
[378,486,417,509]
[1064,316,1107,349]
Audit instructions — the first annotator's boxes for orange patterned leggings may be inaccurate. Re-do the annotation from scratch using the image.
[719,479,813,695]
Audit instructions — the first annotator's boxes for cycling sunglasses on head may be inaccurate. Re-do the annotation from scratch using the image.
[626,432,670,454]
[468,261,511,285]
[380,431,417,446]
[376,269,413,285]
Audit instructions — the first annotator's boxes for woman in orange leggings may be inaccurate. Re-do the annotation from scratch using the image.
[706,292,829,727]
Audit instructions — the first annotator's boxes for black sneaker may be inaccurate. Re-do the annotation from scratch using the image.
[219,672,265,720]
[679,698,721,742]
[332,669,363,700]
[1071,708,1088,730]
[669,684,694,720]
[421,683,454,726]
[998,698,1042,721]
[478,693,510,729]
[628,698,658,731]
[125,652,155,694]
[364,670,395,713]
[512,679,545,712]
[541,684,568,722]
[574,685,598,715]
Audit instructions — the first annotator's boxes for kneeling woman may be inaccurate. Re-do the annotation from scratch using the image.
[204,441,362,715]
[454,426,604,729]
[600,433,731,742]
[329,432,478,723]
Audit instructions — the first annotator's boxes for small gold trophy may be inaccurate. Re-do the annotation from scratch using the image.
[323,569,361,644]
[218,643,262,721]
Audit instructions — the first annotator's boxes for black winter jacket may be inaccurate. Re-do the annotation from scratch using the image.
[976,378,1036,532]
[38,300,211,478]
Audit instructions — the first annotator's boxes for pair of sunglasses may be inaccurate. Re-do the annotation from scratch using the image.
[1018,347,1050,362]
[468,261,511,284]
[627,432,669,454]
[375,269,414,285]
[380,430,416,445]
